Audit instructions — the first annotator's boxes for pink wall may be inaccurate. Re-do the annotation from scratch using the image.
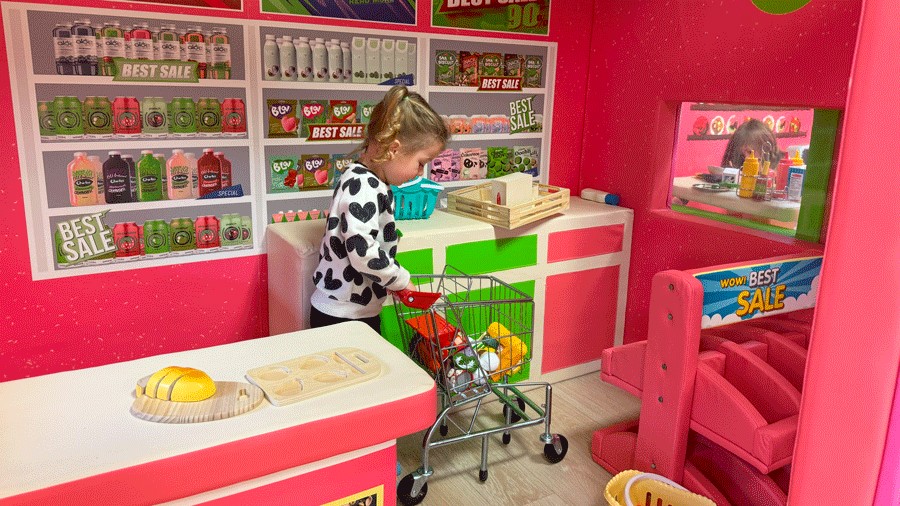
[579,0,860,345]
[0,0,592,381]
[672,104,814,178]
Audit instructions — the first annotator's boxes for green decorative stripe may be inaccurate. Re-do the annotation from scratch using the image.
[671,204,796,237]
[396,248,433,285]
[796,109,839,243]
[446,236,537,275]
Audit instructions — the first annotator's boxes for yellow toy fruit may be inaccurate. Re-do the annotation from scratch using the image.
[139,366,217,402]
[486,322,528,381]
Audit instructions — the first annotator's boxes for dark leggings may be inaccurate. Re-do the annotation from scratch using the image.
[310,305,382,334]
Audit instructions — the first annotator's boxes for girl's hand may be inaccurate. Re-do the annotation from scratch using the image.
[403,282,416,292]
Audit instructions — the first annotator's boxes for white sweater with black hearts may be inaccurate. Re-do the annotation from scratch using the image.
[310,163,411,319]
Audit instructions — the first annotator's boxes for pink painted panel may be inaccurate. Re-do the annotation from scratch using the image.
[542,266,619,373]
[547,224,624,263]
[199,445,395,506]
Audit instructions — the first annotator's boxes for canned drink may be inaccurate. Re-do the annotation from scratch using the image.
[143,220,170,255]
[220,213,242,246]
[83,96,114,138]
[197,97,222,135]
[240,215,252,246]
[54,96,83,138]
[113,222,141,258]
[37,101,56,140]
[195,215,220,249]
[141,96,167,137]
[221,98,246,135]
[168,97,196,137]
[113,96,141,137]
[169,217,195,252]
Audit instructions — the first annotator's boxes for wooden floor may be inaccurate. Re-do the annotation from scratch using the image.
[396,372,641,505]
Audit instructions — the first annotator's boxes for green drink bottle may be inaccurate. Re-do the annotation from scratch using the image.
[169,217,195,252]
[143,220,170,255]
[136,150,163,201]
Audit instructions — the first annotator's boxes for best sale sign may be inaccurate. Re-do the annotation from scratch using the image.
[432,0,550,35]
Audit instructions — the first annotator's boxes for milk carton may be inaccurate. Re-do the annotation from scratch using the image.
[351,37,366,83]
[491,172,533,206]
[395,40,409,76]
[381,39,395,80]
[366,38,381,83]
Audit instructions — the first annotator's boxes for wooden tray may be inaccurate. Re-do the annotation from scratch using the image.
[131,380,264,424]
[245,347,383,406]
[446,182,570,229]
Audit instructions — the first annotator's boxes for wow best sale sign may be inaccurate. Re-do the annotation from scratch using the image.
[694,256,822,328]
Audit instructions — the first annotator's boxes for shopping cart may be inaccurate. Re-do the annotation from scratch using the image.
[392,266,568,506]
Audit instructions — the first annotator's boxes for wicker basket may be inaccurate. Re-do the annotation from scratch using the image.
[446,182,569,229]
[605,470,717,506]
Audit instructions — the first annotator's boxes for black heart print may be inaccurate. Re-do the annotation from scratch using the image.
[340,213,349,234]
[389,245,397,258]
[327,216,340,230]
[368,250,390,270]
[313,271,322,284]
[364,272,382,283]
[383,222,397,242]
[343,265,364,286]
[377,192,392,215]
[330,236,348,259]
[385,276,397,288]
[323,268,343,290]
[342,177,361,196]
[350,287,373,306]
[372,283,387,299]
[370,229,379,240]
[322,244,332,262]
[349,202,377,223]
[351,167,369,175]
[368,177,380,188]
[345,234,369,257]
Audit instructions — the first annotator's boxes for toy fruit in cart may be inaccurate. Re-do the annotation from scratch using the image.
[404,312,464,373]
[484,322,528,381]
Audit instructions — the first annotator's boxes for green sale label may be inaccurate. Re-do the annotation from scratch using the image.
[55,211,117,265]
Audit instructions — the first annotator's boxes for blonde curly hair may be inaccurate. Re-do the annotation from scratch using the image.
[359,86,450,162]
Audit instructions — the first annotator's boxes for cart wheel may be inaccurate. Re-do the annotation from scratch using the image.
[503,397,527,423]
[439,421,448,436]
[543,434,569,464]
[397,474,428,506]
[502,432,511,445]
[479,469,488,482]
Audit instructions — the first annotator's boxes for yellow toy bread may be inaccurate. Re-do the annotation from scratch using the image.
[137,366,217,402]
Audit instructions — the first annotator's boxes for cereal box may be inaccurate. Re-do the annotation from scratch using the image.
[330,99,357,124]
[267,99,298,138]
[299,100,328,138]
[459,148,485,180]
[460,51,480,86]
[270,155,299,192]
[523,55,544,88]
[298,154,332,190]
[487,146,512,179]
[435,50,458,85]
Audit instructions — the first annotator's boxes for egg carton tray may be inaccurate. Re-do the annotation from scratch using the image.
[245,347,383,406]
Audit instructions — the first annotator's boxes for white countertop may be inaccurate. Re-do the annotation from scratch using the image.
[672,176,800,222]
[0,322,434,498]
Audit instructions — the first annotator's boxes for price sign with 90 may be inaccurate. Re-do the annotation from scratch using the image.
[270,102,293,119]
[433,0,549,35]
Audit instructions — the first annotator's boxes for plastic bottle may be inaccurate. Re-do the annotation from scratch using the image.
[167,149,193,200]
[340,42,351,81]
[130,23,154,60]
[185,152,199,197]
[136,150,163,202]
[182,26,206,79]
[52,24,75,75]
[98,22,125,76]
[197,148,221,196]
[122,24,133,59]
[122,154,137,201]
[327,41,342,82]
[157,24,180,60]
[580,188,620,206]
[154,153,168,200]
[263,34,280,80]
[215,151,232,188]
[102,151,131,204]
[209,27,231,79]
[737,150,759,199]
[296,37,312,81]
[87,155,104,204]
[312,40,328,82]
[67,152,98,206]
[71,19,97,76]
[280,35,296,81]
[753,160,772,201]
[787,152,807,202]
[774,152,794,192]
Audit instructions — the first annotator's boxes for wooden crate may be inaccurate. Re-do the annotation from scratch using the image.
[446,182,570,229]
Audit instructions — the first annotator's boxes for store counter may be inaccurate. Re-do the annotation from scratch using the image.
[672,176,800,222]
[0,322,436,506]
[268,197,633,383]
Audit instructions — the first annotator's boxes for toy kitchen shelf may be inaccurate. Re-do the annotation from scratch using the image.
[687,132,808,141]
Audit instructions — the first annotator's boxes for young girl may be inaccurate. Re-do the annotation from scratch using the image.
[721,118,781,169]
[309,86,450,332]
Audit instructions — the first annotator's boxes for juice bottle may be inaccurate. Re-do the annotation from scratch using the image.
[313,40,329,82]
[197,97,222,135]
[83,96,114,138]
[182,26,206,79]
[341,42,351,81]
[52,24,75,75]
[166,149,192,200]
[158,24,180,60]
[136,150,163,202]
[327,40,343,82]
[67,152,98,206]
[154,153,168,200]
[141,97,167,137]
[197,148,221,196]
[208,27,231,79]
[71,19,97,76]
[122,25,134,59]
[99,22,125,76]
[263,34,279,80]
[215,151,232,188]
[296,37,312,82]
[185,152,199,196]
[130,23,154,60]
[123,154,137,201]
[87,155,104,204]
[102,151,131,204]
[280,35,296,81]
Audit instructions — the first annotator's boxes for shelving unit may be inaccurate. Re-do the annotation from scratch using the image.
[4,2,557,279]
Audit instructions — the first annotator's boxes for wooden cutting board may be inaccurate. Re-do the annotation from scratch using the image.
[131,379,264,424]
[246,347,383,406]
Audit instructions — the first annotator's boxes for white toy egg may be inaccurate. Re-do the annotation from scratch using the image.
[479,352,500,372]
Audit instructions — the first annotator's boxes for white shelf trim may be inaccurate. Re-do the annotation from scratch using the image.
[46,196,253,217]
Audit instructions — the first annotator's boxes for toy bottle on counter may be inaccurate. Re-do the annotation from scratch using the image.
[786,152,807,202]
[753,160,772,201]
[67,152,98,206]
[737,150,759,199]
